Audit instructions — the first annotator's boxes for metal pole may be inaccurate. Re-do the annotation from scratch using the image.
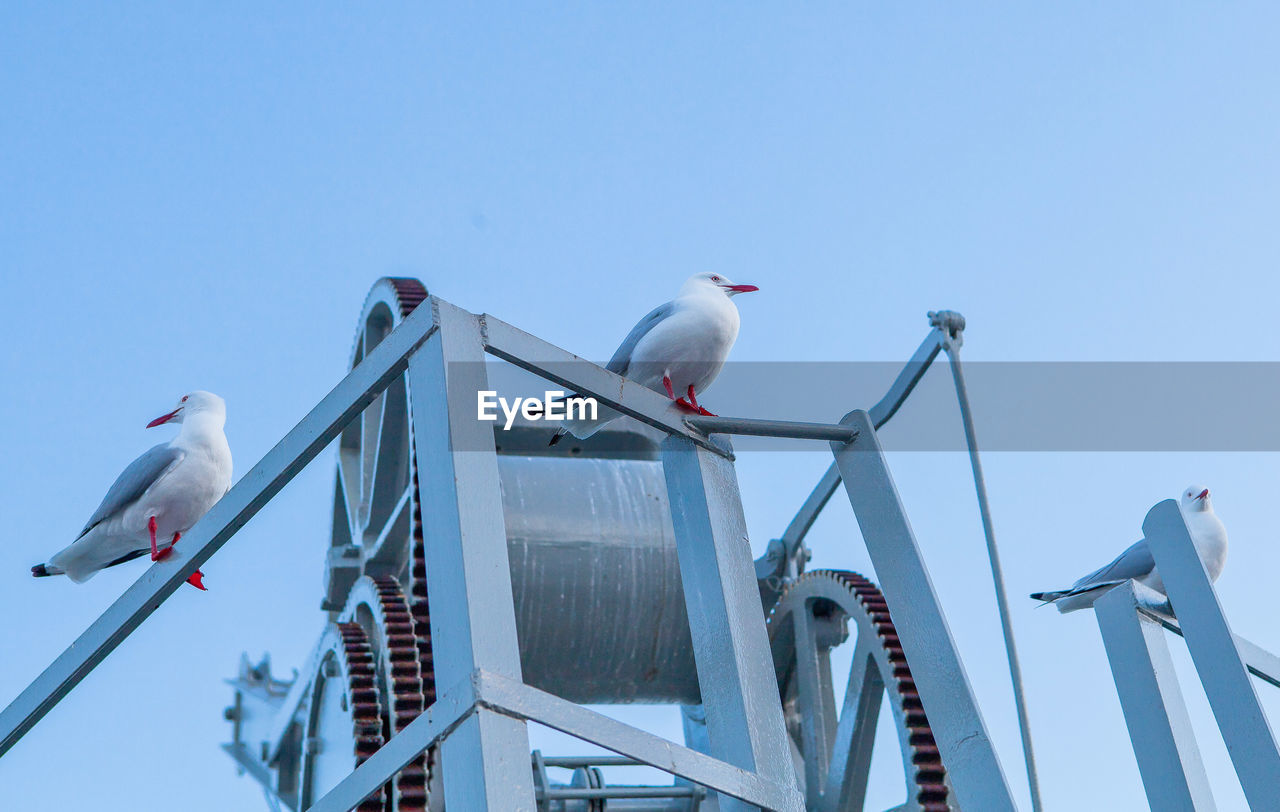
[1094,582,1217,811]
[939,322,1044,812]
[831,410,1018,812]
[0,298,438,759]
[408,300,538,811]
[1143,500,1280,809]
[661,434,800,812]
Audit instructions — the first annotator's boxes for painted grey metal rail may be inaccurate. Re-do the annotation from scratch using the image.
[0,299,441,759]
[937,312,1043,812]
[1096,500,1280,811]
[2,294,1026,812]
[772,310,1043,812]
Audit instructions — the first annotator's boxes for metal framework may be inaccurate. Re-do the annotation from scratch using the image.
[0,293,1034,811]
[1094,501,1280,811]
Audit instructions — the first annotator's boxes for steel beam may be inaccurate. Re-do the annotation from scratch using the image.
[1095,582,1216,811]
[682,415,858,442]
[479,313,726,456]
[476,671,805,812]
[0,298,438,759]
[777,328,945,563]
[661,434,799,812]
[1138,608,1280,690]
[830,410,1017,812]
[307,673,478,812]
[1143,500,1280,808]
[408,300,537,811]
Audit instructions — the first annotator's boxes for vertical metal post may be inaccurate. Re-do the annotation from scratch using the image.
[407,300,536,811]
[1094,582,1216,811]
[941,333,1042,812]
[831,410,1017,812]
[1143,500,1280,809]
[661,435,798,812]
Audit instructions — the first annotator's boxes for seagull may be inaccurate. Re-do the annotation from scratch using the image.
[1030,485,1227,613]
[31,391,233,590]
[549,272,758,445]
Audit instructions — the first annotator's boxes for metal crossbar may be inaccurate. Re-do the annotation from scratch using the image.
[1096,502,1280,811]
[1,294,1027,812]
[0,298,441,759]
[308,670,803,812]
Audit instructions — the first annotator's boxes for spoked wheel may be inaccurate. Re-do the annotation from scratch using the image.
[325,278,440,810]
[768,570,953,812]
[299,623,387,812]
[328,278,429,607]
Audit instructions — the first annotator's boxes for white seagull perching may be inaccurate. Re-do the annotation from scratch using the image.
[549,272,759,445]
[31,391,233,590]
[1030,485,1227,613]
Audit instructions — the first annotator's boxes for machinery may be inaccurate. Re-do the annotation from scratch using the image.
[220,279,972,811]
[4,280,1275,811]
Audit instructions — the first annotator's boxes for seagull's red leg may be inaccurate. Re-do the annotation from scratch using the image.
[161,531,207,590]
[148,516,168,562]
[686,385,716,416]
[665,373,696,409]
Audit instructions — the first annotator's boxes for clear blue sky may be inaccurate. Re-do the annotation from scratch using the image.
[4,3,1280,810]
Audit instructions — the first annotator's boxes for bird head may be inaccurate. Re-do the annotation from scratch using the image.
[682,272,759,298]
[147,391,226,428]
[1179,485,1212,513]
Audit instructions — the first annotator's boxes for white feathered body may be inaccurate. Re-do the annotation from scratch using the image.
[1037,496,1227,614]
[562,279,744,440]
[49,414,232,583]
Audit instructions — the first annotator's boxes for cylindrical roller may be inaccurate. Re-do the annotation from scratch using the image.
[500,455,700,705]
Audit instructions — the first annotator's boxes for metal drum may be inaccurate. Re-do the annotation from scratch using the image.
[501,455,699,704]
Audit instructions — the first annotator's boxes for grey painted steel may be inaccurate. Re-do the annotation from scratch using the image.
[661,435,799,812]
[480,314,727,457]
[408,300,538,811]
[307,673,477,812]
[942,337,1042,812]
[1137,607,1280,689]
[0,297,438,759]
[682,415,858,442]
[477,671,804,811]
[776,327,946,572]
[822,637,882,812]
[770,573,939,811]
[831,410,1017,812]
[501,455,698,704]
[1143,500,1280,809]
[1094,582,1216,812]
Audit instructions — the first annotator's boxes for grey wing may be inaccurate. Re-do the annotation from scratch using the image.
[1070,539,1155,591]
[78,444,184,537]
[605,301,677,377]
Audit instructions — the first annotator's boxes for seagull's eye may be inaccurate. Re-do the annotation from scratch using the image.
[711,275,722,282]
[181,396,188,403]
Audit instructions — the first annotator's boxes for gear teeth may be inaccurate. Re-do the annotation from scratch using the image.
[336,622,388,812]
[391,278,438,809]
[769,570,952,812]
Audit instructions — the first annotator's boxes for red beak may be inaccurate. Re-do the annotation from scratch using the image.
[725,284,759,293]
[146,409,180,428]
[1196,489,1209,500]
